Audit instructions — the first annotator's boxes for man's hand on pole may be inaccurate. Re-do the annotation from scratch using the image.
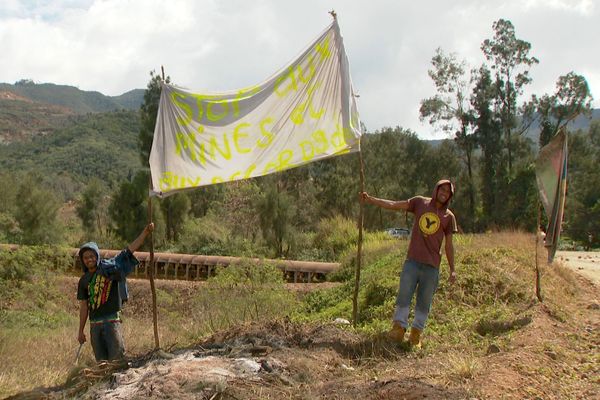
[359,192,370,204]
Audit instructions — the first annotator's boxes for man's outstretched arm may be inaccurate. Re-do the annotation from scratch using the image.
[360,192,410,211]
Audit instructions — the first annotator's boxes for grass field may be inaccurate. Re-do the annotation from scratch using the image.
[0,232,598,399]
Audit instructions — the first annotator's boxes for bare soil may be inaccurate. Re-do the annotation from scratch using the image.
[556,250,600,285]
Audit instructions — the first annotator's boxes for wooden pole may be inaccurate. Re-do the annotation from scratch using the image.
[147,187,160,349]
[325,7,365,326]
[145,65,167,350]
[352,140,366,326]
[535,200,543,302]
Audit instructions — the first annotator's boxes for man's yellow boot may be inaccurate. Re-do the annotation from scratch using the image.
[387,322,406,343]
[408,327,422,349]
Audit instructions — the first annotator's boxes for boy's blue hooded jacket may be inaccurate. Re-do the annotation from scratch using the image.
[79,242,139,304]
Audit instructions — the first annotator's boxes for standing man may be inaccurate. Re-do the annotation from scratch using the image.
[77,223,154,361]
[360,180,457,347]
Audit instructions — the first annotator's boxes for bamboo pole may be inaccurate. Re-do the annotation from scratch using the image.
[352,140,366,326]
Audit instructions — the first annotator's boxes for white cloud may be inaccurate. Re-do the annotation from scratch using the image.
[524,0,595,14]
[0,0,598,138]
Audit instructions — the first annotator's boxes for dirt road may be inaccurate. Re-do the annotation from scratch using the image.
[556,251,600,285]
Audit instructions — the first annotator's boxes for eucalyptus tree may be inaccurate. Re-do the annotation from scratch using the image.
[471,66,504,227]
[481,19,538,175]
[108,170,166,247]
[361,127,411,228]
[534,72,593,147]
[420,48,477,230]
[256,178,296,258]
[139,70,170,167]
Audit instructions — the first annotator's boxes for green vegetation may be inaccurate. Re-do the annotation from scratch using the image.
[0,232,587,398]
[564,121,600,244]
[0,97,72,143]
[0,245,73,327]
[192,261,298,334]
[0,17,597,400]
[297,231,568,352]
[0,110,142,198]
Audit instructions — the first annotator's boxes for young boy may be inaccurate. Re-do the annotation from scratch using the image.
[77,223,154,361]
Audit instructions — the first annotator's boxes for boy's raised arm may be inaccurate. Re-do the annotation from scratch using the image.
[127,223,155,254]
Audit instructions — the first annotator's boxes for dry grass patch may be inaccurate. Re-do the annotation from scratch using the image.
[442,352,481,383]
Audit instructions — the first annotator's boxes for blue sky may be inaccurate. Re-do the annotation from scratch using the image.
[1,0,598,138]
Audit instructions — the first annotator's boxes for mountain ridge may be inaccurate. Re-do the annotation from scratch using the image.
[0,80,144,114]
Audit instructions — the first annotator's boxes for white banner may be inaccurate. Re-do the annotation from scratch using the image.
[149,20,361,197]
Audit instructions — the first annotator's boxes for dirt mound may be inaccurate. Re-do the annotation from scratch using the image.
[7,320,468,400]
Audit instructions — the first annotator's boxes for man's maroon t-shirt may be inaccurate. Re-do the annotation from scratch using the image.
[406,196,457,268]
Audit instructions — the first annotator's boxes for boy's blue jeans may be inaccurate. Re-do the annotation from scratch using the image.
[90,320,125,361]
[393,259,440,331]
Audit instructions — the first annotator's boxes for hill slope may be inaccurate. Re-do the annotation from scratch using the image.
[0,94,74,144]
[0,81,144,145]
[0,110,142,189]
[0,81,144,113]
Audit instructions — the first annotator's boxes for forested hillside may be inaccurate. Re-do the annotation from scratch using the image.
[0,110,141,204]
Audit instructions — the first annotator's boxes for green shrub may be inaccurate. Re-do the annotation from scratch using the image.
[312,215,358,261]
[191,260,299,333]
[0,246,32,283]
[177,212,231,255]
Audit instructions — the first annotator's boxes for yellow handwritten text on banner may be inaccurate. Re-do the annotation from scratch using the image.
[149,20,361,197]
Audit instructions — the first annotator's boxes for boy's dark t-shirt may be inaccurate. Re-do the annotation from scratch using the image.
[76,247,139,321]
[77,271,120,321]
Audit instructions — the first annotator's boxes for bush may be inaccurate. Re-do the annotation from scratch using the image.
[0,246,31,283]
[177,212,231,255]
[0,245,72,285]
[0,245,73,325]
[0,212,20,243]
[191,260,298,332]
[312,215,359,261]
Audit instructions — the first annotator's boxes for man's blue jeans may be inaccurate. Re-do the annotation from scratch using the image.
[90,320,125,361]
[393,259,440,331]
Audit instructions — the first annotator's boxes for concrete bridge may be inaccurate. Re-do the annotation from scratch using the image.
[71,248,340,283]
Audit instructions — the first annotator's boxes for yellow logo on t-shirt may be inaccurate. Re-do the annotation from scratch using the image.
[419,212,440,236]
